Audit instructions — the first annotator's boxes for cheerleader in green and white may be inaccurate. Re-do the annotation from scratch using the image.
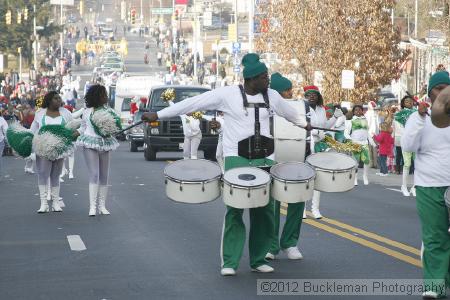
[344,105,376,185]
[30,91,78,213]
[77,85,121,216]
[394,96,417,197]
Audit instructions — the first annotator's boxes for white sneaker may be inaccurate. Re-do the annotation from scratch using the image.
[251,264,274,273]
[59,177,64,183]
[220,268,236,276]
[410,187,416,197]
[375,172,382,176]
[69,172,74,179]
[422,291,439,299]
[59,200,65,208]
[401,185,410,197]
[283,247,303,260]
[311,209,322,219]
[265,253,276,260]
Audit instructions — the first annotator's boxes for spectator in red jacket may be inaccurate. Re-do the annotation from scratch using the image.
[373,122,394,176]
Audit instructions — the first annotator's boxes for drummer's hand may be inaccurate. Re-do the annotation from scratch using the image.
[418,102,429,118]
[305,122,312,131]
[210,120,221,130]
[142,112,158,122]
[72,130,80,139]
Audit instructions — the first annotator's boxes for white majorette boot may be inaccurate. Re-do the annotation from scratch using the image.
[37,185,49,213]
[98,185,110,215]
[401,167,410,197]
[68,156,75,179]
[89,184,99,216]
[363,164,369,185]
[311,191,322,219]
[51,186,62,212]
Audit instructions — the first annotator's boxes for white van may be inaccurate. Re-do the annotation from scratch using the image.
[114,76,162,130]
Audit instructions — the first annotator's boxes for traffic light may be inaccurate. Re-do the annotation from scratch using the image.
[23,8,28,21]
[174,9,179,21]
[5,10,11,25]
[131,8,136,25]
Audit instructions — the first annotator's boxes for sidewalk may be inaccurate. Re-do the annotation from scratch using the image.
[363,167,414,187]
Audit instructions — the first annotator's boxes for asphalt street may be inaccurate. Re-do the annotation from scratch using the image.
[0,29,426,300]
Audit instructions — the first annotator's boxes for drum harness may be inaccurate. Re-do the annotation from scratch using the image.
[237,85,274,171]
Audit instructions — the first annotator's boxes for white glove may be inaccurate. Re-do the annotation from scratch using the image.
[333,108,344,118]
[318,130,326,140]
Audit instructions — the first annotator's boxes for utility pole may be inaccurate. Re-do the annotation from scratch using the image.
[60,0,64,59]
[414,0,418,38]
[248,0,254,52]
[33,4,38,70]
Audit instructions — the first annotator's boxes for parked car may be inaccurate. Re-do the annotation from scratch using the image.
[127,111,145,152]
[142,85,219,161]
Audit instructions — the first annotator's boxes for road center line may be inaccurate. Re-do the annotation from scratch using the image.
[67,235,87,251]
[386,188,403,193]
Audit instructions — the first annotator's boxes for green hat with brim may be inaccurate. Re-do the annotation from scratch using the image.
[428,71,450,96]
[270,72,292,93]
[242,53,268,79]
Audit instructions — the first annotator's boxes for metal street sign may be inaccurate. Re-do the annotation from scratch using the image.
[151,8,173,15]
[50,0,74,5]
[341,69,355,89]
[232,42,241,54]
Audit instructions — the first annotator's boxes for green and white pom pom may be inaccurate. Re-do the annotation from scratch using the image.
[90,107,122,138]
[33,125,76,161]
[65,118,82,131]
[6,123,34,158]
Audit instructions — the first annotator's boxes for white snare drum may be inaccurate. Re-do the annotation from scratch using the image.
[223,167,271,209]
[306,152,357,193]
[164,159,222,204]
[270,162,316,203]
[275,139,307,163]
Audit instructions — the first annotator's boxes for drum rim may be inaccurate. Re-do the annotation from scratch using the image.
[223,166,270,187]
[306,152,358,171]
[223,181,270,190]
[270,161,316,182]
[165,175,222,184]
[164,158,222,182]
[167,194,221,204]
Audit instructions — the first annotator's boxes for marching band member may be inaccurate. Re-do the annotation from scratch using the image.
[394,96,417,196]
[304,86,343,219]
[401,71,450,299]
[142,53,311,276]
[345,105,376,185]
[77,85,120,216]
[180,113,202,159]
[266,72,306,260]
[30,91,78,213]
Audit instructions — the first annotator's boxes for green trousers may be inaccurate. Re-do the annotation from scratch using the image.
[221,156,275,269]
[416,186,450,296]
[269,200,305,255]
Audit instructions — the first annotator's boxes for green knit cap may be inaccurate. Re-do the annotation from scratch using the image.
[242,53,268,79]
[428,71,450,96]
[270,72,292,93]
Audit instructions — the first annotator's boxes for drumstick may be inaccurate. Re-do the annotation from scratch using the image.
[295,124,341,133]
[115,120,144,136]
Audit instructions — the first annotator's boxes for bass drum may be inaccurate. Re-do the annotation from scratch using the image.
[164,159,222,204]
[223,167,271,209]
[306,152,357,193]
[273,101,307,163]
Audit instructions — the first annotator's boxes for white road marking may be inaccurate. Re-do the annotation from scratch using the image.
[67,235,87,251]
[386,188,402,193]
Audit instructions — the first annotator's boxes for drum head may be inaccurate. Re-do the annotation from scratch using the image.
[164,159,222,182]
[270,162,315,181]
[224,167,270,187]
[306,152,357,171]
